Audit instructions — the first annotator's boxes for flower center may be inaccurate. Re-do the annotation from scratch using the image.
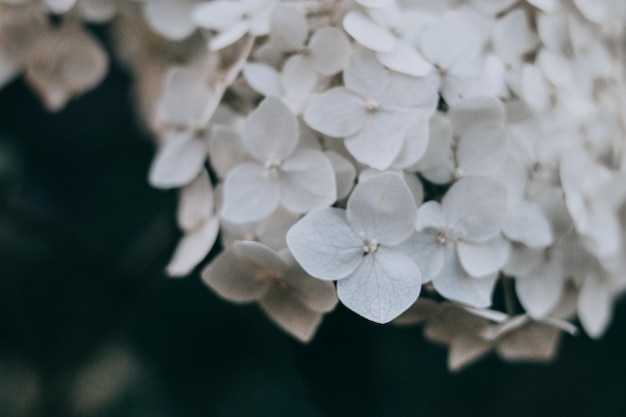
[362,238,379,254]
[264,161,281,177]
[390,25,405,38]
[257,270,287,288]
[364,99,379,114]
[435,64,448,77]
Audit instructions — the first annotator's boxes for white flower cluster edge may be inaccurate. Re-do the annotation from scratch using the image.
[2,0,626,370]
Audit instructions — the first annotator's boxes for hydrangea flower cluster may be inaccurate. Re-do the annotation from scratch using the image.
[3,0,626,369]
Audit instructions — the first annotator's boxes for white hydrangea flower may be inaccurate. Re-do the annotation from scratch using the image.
[402,177,509,308]
[287,173,422,323]
[220,96,336,223]
[304,51,437,170]
[419,11,488,104]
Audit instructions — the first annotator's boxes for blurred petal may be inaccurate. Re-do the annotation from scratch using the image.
[457,235,510,278]
[243,63,282,97]
[503,201,553,248]
[242,96,298,163]
[144,0,196,41]
[177,169,214,232]
[342,11,395,52]
[442,177,508,242]
[259,290,323,342]
[268,5,307,52]
[578,277,612,339]
[220,162,280,223]
[167,216,220,277]
[303,87,365,138]
[377,42,432,77]
[343,50,389,99]
[309,27,351,76]
[148,133,207,189]
[201,247,270,303]
[433,248,498,308]
[516,261,565,318]
[280,149,336,213]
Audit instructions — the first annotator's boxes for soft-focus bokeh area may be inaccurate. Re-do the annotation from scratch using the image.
[1,26,626,417]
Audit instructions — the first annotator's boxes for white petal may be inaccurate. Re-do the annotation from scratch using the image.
[233,240,290,272]
[308,27,351,76]
[503,201,553,248]
[420,14,484,70]
[347,172,417,245]
[393,112,430,170]
[166,216,220,277]
[442,177,508,242]
[521,64,550,113]
[537,50,573,88]
[457,126,507,177]
[325,151,356,200]
[281,55,317,99]
[286,207,364,281]
[573,0,609,24]
[343,50,389,99]
[243,63,282,97]
[527,0,559,12]
[209,22,250,51]
[342,11,396,52]
[376,42,432,77]
[79,0,117,23]
[259,291,323,343]
[492,9,538,65]
[201,247,270,303]
[280,149,336,213]
[191,1,243,31]
[344,117,407,170]
[470,0,516,15]
[433,248,498,308]
[148,133,207,189]
[242,96,298,163]
[46,0,77,14]
[415,201,446,231]
[502,245,543,276]
[220,162,280,223]
[448,95,505,138]
[414,115,453,173]
[457,236,511,277]
[516,261,565,318]
[398,231,445,282]
[303,87,366,138]
[337,247,422,324]
[578,277,612,339]
[144,0,196,41]
[268,5,307,52]
[355,0,395,7]
[158,67,211,127]
[379,73,439,112]
[207,124,246,179]
[177,169,214,232]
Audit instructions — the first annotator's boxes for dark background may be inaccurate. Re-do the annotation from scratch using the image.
[0,27,625,417]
